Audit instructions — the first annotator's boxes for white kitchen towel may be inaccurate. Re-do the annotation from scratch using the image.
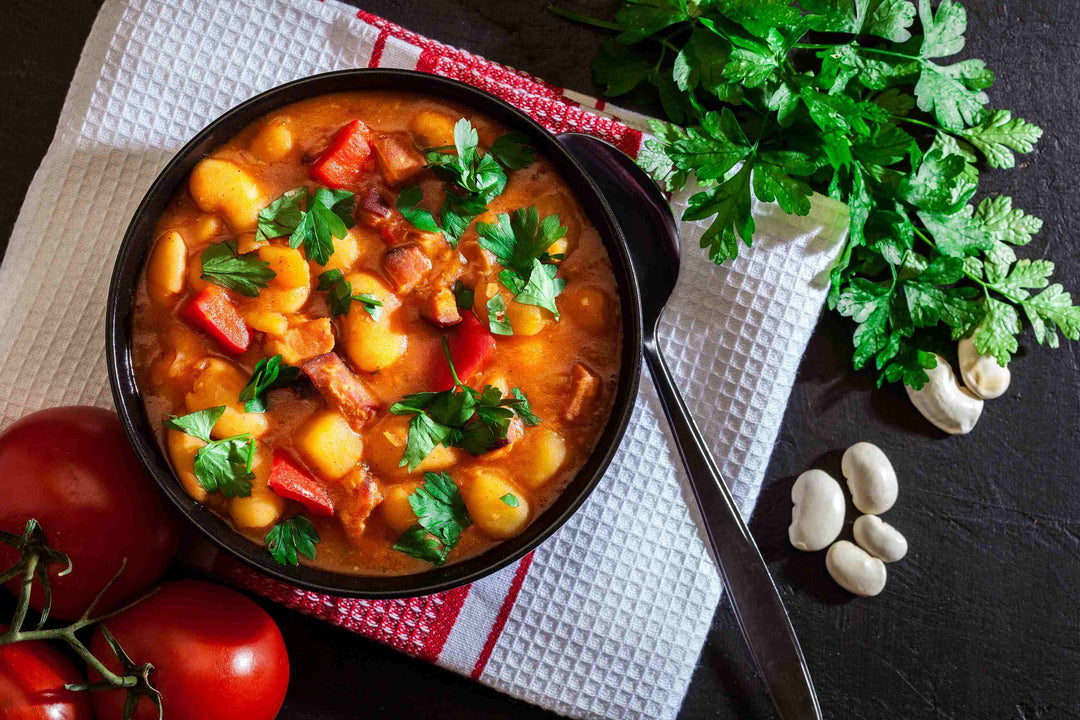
[0,1,848,718]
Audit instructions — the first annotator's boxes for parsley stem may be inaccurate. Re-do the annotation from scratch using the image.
[440,337,463,387]
[546,5,622,31]
[891,113,952,136]
[912,226,1026,306]
[794,42,921,63]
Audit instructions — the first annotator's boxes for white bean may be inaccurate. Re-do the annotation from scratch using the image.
[905,353,984,434]
[852,515,908,563]
[788,469,845,552]
[841,442,898,515]
[958,337,1011,399]
[826,540,887,597]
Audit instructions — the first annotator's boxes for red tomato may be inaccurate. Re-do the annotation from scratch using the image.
[0,407,182,621]
[0,631,92,720]
[88,581,289,720]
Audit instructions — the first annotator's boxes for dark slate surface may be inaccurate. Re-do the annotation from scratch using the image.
[1,1,1078,718]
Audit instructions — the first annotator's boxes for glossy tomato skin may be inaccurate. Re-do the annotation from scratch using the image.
[0,406,182,621]
[0,632,93,720]
[88,581,289,720]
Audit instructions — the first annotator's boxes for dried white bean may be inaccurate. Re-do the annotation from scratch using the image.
[841,442,898,515]
[788,470,845,552]
[958,337,1011,399]
[826,540,887,597]
[852,515,908,563]
[905,353,984,434]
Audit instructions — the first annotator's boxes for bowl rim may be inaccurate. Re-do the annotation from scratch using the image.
[105,68,643,599]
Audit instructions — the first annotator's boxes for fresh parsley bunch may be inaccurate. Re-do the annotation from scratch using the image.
[553,0,1079,387]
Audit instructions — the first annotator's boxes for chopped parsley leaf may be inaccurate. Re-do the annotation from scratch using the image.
[317,269,382,319]
[256,186,354,266]
[389,339,539,471]
[391,472,471,565]
[164,406,224,443]
[265,515,320,566]
[486,293,513,336]
[477,207,568,317]
[164,409,255,498]
[239,355,300,413]
[199,240,275,297]
[454,279,475,309]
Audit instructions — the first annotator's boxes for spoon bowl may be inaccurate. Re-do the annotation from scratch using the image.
[556,134,680,328]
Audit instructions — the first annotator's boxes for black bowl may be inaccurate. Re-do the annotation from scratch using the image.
[106,69,642,599]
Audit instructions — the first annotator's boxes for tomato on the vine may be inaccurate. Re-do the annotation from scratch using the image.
[0,406,182,620]
[0,630,92,720]
[88,581,289,720]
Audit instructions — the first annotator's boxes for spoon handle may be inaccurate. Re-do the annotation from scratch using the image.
[643,341,822,720]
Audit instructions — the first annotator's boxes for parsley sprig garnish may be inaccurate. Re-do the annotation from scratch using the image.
[265,515,320,566]
[477,207,568,318]
[489,132,538,169]
[398,119,536,246]
[396,185,440,232]
[391,472,471,565]
[454,279,475,309]
[164,407,255,498]
[239,355,300,413]
[389,339,541,471]
[256,186,355,266]
[199,240,276,297]
[317,269,383,318]
[552,0,1079,387]
[486,294,513,336]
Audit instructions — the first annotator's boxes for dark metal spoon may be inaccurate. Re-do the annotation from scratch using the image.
[559,132,822,720]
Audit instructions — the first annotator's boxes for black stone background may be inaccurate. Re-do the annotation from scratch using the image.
[2,1,1078,718]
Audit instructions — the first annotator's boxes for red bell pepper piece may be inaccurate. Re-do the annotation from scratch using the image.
[309,119,375,188]
[267,449,335,518]
[179,286,250,355]
[433,311,496,390]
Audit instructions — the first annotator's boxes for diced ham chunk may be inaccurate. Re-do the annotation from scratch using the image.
[459,242,495,275]
[337,469,384,545]
[357,192,410,246]
[373,134,425,186]
[358,186,392,219]
[420,287,462,328]
[263,318,334,366]
[563,362,600,422]
[302,352,380,431]
[382,244,431,292]
[406,229,448,257]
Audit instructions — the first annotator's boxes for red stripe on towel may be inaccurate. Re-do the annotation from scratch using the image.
[470,553,534,679]
[419,583,471,662]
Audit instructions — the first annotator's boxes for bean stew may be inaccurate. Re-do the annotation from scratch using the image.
[132,91,622,575]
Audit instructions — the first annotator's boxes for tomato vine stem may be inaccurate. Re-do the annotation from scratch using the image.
[0,518,164,719]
